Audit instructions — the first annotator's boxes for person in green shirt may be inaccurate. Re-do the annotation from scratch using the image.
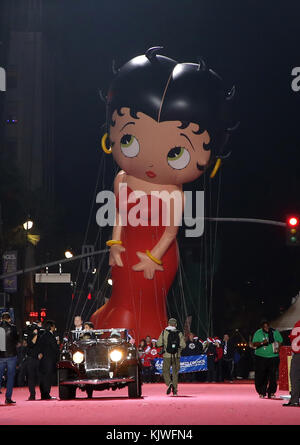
[252,320,283,399]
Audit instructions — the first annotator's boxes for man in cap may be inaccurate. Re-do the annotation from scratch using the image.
[157,318,186,396]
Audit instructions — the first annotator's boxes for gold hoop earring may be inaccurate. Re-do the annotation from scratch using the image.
[101,133,112,154]
[210,158,221,178]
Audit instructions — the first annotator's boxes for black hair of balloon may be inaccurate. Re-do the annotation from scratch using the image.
[106,47,237,158]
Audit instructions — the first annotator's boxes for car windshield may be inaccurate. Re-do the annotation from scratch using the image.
[68,328,130,342]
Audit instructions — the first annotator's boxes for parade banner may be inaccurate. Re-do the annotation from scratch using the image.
[2,251,17,293]
[153,354,207,374]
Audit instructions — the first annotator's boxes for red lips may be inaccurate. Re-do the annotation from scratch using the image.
[146,171,156,178]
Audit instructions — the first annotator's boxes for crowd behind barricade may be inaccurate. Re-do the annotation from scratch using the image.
[138,331,254,384]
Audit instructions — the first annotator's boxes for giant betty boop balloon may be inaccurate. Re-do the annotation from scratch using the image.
[91,47,237,342]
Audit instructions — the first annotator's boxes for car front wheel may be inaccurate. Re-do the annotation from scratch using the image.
[86,386,93,399]
[128,365,142,399]
[58,369,76,400]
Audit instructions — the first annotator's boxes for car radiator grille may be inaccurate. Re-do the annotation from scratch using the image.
[84,345,110,373]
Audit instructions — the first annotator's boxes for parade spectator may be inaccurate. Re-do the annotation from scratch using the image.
[138,339,146,362]
[181,333,198,356]
[143,339,160,383]
[157,318,186,396]
[197,338,204,354]
[252,320,283,399]
[214,338,223,382]
[222,333,236,382]
[149,339,161,382]
[205,338,217,383]
[26,324,42,400]
[139,339,146,350]
[142,344,153,383]
[16,339,27,387]
[140,337,153,383]
[139,339,145,347]
[32,319,43,331]
[38,320,60,400]
[0,312,19,404]
[181,333,202,382]
[145,335,152,349]
[195,339,207,382]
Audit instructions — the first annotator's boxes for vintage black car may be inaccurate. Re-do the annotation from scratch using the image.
[57,328,142,399]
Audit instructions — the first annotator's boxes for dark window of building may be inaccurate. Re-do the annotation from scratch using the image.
[5,139,18,157]
[6,66,17,89]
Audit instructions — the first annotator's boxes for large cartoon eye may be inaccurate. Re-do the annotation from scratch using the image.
[120,134,140,158]
[167,146,190,170]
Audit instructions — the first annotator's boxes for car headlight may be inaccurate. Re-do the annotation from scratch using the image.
[73,351,84,364]
[110,349,123,362]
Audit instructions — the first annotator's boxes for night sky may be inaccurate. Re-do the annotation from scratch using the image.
[3,0,300,337]
[53,0,300,229]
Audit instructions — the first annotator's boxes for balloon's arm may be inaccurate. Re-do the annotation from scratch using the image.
[111,208,122,240]
[111,171,126,239]
[148,190,183,261]
[108,173,126,267]
[149,226,178,262]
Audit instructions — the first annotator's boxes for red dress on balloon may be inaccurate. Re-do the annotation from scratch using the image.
[91,184,179,343]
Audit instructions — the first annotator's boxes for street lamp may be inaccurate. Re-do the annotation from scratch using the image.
[23,219,33,231]
[64,249,74,259]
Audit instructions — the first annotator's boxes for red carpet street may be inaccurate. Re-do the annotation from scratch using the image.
[0,382,299,426]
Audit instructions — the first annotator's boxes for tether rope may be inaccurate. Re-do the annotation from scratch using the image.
[66,151,106,329]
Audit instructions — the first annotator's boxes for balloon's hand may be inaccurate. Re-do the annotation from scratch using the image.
[132,251,164,280]
[109,244,125,267]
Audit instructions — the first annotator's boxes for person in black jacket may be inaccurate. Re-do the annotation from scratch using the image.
[181,333,202,382]
[26,321,45,400]
[0,312,19,404]
[16,339,28,387]
[205,338,217,383]
[222,333,236,382]
[38,320,59,400]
